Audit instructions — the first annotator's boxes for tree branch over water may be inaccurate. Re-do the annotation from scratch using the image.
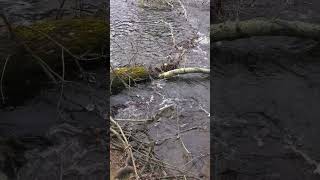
[159,67,210,78]
[211,19,320,42]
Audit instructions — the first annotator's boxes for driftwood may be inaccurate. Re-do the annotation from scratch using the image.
[159,67,210,78]
[211,19,320,42]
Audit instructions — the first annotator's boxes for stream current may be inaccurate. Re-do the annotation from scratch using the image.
[110,0,210,178]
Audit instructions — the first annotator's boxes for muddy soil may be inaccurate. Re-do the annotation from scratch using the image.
[213,0,320,180]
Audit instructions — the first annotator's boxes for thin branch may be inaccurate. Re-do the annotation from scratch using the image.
[56,0,68,19]
[113,118,153,123]
[0,55,11,104]
[177,0,188,19]
[111,116,140,179]
[0,13,14,39]
[56,48,66,119]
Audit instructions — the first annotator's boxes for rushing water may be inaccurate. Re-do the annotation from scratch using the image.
[110,0,210,178]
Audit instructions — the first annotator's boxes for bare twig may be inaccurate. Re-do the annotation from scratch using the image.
[0,55,10,104]
[0,13,14,39]
[177,0,188,19]
[161,20,177,48]
[111,116,140,179]
[56,0,68,19]
[288,145,320,175]
[56,48,66,118]
[113,118,153,123]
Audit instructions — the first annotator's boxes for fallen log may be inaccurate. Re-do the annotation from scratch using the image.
[110,66,210,94]
[13,17,108,71]
[159,67,210,78]
[211,19,320,42]
[0,17,107,105]
[110,66,150,94]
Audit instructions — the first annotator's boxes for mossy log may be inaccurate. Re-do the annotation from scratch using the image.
[110,66,150,94]
[0,17,108,79]
[0,17,107,105]
[14,17,107,57]
[211,19,320,42]
[13,17,108,74]
[110,66,210,94]
[2,17,108,76]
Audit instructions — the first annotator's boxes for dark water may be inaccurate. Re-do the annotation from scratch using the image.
[110,0,210,178]
[213,37,320,180]
[211,1,320,179]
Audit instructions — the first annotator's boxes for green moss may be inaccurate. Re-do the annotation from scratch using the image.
[113,66,148,80]
[14,17,108,56]
[111,66,150,94]
[8,17,108,74]
[0,17,108,105]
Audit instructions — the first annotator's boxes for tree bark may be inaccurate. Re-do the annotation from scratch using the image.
[159,67,210,78]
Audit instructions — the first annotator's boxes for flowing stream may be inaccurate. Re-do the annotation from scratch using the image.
[110,0,210,178]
